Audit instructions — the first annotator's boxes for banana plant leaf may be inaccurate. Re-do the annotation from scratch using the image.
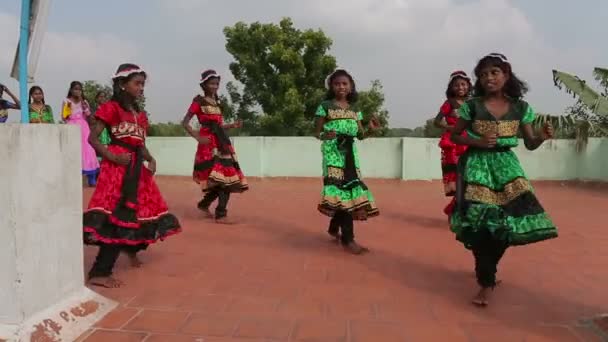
[553,70,608,116]
[534,112,608,151]
[593,67,608,91]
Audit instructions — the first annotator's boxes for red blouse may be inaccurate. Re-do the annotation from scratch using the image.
[188,96,224,126]
[439,100,460,126]
[95,101,148,147]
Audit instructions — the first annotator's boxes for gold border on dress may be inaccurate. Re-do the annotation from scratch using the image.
[327,108,358,120]
[472,120,520,137]
[326,166,362,180]
[464,177,531,205]
[201,105,222,115]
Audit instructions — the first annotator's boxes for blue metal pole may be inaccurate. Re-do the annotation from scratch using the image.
[19,0,31,124]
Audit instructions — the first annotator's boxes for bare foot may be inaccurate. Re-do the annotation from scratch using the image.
[343,241,370,255]
[215,216,236,225]
[472,287,490,307]
[88,276,123,288]
[128,253,143,268]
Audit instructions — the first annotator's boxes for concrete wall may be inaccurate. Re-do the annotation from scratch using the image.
[0,124,84,324]
[147,137,608,181]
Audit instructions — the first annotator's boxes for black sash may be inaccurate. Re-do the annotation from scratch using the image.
[337,135,357,186]
[194,121,241,172]
[110,139,143,226]
[323,135,368,191]
[201,121,232,154]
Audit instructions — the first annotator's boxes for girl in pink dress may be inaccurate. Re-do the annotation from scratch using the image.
[63,81,100,187]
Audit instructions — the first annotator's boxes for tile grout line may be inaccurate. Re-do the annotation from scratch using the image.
[176,311,194,334]
[76,328,95,342]
[118,308,144,330]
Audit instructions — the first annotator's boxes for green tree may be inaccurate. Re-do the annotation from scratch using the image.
[82,80,147,112]
[223,81,259,136]
[356,80,390,136]
[83,80,112,111]
[224,18,336,136]
[387,127,415,137]
[147,122,187,137]
[422,118,443,138]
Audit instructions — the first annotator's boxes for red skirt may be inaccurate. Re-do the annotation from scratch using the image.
[193,129,248,193]
[83,145,181,246]
[439,132,467,197]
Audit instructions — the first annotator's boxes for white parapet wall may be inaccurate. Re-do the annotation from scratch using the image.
[146,136,608,181]
[0,125,116,341]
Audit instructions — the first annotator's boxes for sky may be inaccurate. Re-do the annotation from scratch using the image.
[1,0,606,127]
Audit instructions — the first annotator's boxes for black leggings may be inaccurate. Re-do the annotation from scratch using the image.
[472,230,508,288]
[88,244,147,279]
[328,210,354,245]
[198,189,230,219]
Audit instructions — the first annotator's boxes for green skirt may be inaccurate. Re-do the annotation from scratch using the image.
[318,136,379,220]
[450,148,557,249]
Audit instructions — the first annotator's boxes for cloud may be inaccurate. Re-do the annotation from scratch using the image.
[0,10,137,122]
[150,0,587,126]
[3,1,600,126]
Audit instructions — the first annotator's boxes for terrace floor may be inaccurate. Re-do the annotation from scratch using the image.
[77,177,608,341]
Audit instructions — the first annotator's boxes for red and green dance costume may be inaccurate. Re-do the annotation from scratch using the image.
[450,98,557,288]
[316,101,379,244]
[83,101,181,279]
[189,96,248,218]
[437,99,468,216]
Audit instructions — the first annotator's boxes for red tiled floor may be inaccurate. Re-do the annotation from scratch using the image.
[522,325,583,342]
[82,330,147,342]
[122,310,190,334]
[94,306,139,329]
[82,178,608,341]
[233,317,293,340]
[144,335,204,342]
[350,321,407,342]
[291,319,348,342]
[180,314,238,336]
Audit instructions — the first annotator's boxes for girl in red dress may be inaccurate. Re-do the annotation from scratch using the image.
[433,70,472,217]
[84,63,181,288]
[182,69,248,224]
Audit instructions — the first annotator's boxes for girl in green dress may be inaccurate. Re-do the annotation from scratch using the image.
[28,86,54,124]
[450,53,558,306]
[314,69,380,255]
[93,91,111,148]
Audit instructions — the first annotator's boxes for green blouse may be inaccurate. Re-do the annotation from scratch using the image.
[29,105,54,123]
[458,97,535,148]
[315,100,362,137]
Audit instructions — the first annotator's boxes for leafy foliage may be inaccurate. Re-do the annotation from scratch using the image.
[224,18,336,135]
[82,80,112,111]
[535,68,608,150]
[223,18,390,136]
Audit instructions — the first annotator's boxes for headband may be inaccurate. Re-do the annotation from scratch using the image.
[112,66,146,80]
[200,70,220,84]
[484,53,510,64]
[325,68,354,89]
[449,70,470,83]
